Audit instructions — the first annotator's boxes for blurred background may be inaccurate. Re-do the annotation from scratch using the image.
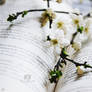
[73,0,92,14]
[0,0,92,15]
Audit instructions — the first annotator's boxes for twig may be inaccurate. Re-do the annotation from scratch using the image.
[47,0,50,8]
[65,58,92,68]
[84,13,91,19]
[7,9,82,22]
[53,81,58,92]
[70,32,78,44]
[55,11,82,16]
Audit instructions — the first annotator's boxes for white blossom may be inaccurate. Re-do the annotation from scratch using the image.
[70,14,84,26]
[66,45,76,56]
[72,42,81,51]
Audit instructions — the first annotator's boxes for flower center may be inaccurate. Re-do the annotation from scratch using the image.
[51,39,58,45]
[57,21,64,29]
[85,27,89,33]
[56,0,62,3]
[74,19,79,25]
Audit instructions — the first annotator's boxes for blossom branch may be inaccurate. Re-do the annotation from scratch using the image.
[49,48,92,83]
[7,9,46,22]
[49,24,89,84]
[7,9,82,22]
[7,8,83,29]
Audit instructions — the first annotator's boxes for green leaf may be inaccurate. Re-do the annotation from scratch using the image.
[49,70,62,83]
[56,70,62,78]
[61,48,69,58]
[77,25,84,33]
[7,14,17,22]
[22,11,28,17]
[49,70,56,76]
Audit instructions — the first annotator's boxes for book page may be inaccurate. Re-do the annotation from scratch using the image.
[0,0,56,92]
[57,79,92,92]
[72,0,91,14]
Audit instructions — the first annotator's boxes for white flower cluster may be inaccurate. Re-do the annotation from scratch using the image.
[44,8,92,57]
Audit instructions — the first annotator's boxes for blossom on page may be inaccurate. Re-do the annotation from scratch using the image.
[66,45,76,56]
[53,15,73,34]
[46,29,70,54]
[71,13,83,27]
[84,18,92,34]
[40,9,56,27]
[72,42,81,51]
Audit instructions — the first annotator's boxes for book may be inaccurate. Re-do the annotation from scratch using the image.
[0,0,92,92]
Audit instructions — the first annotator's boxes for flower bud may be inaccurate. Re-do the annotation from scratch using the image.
[77,66,84,75]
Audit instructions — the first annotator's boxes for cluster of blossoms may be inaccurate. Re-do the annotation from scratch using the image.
[44,9,92,55]
[41,9,92,83]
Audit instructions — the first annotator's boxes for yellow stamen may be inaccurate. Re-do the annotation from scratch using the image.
[74,19,79,25]
[85,27,89,33]
[57,21,64,29]
[40,9,56,27]
[51,39,58,45]
[56,0,62,3]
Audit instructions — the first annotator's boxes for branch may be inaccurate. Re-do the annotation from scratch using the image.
[7,9,82,22]
[70,32,78,44]
[55,11,82,16]
[47,0,50,8]
[65,57,92,68]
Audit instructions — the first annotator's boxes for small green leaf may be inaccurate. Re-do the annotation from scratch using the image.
[56,70,62,78]
[49,70,62,83]
[61,48,69,58]
[7,14,17,22]
[22,11,28,17]
[77,25,84,33]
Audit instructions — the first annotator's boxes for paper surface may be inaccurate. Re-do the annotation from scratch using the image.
[0,0,55,92]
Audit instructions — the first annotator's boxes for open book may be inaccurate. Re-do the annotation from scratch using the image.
[0,0,92,92]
